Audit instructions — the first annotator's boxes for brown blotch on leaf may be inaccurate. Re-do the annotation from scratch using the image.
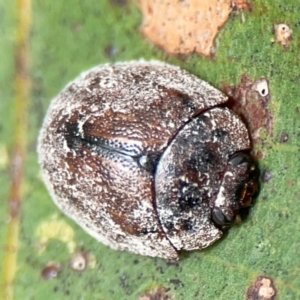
[255,150,264,159]
[139,0,251,56]
[110,0,127,6]
[246,276,276,300]
[139,286,172,300]
[279,132,289,143]
[41,261,60,280]
[223,74,273,142]
[231,0,252,11]
[104,44,118,58]
[273,23,292,48]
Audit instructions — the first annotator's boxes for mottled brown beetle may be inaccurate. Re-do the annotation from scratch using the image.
[38,61,257,260]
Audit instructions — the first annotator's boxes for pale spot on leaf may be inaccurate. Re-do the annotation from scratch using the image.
[35,214,76,254]
[0,144,9,169]
[274,23,292,47]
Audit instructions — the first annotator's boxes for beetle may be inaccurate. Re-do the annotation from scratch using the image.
[38,60,257,260]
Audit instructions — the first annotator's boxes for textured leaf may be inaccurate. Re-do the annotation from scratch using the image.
[1,1,300,299]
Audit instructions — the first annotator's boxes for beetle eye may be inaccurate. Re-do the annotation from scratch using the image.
[212,208,232,227]
[228,152,253,166]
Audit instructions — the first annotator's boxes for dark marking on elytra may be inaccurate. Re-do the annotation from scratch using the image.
[178,182,202,211]
[164,221,174,230]
[64,120,161,173]
[212,128,228,141]
[182,219,194,231]
[138,227,158,235]
[64,121,80,150]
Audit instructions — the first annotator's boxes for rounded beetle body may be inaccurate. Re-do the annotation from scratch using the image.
[38,61,257,260]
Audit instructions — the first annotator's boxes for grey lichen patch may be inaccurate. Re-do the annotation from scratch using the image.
[246,276,276,300]
[261,170,273,183]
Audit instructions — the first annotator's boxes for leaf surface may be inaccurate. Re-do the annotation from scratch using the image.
[1,1,299,299]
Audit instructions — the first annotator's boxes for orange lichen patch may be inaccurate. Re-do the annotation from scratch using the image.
[274,23,292,47]
[139,0,250,56]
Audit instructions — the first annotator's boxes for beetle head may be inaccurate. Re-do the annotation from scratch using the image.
[211,152,258,227]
